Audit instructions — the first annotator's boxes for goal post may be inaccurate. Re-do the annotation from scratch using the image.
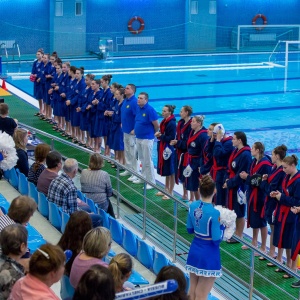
[231,24,300,51]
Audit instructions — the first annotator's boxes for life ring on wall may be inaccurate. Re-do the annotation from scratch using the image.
[128,16,145,34]
[252,14,267,31]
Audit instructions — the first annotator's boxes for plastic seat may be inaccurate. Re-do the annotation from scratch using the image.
[184,273,190,293]
[18,172,29,195]
[153,249,170,275]
[61,211,70,233]
[99,208,110,229]
[122,226,138,257]
[128,269,149,285]
[38,192,49,219]
[60,275,75,299]
[86,197,97,214]
[9,168,19,190]
[3,169,10,180]
[27,235,47,253]
[28,181,39,204]
[48,202,62,231]
[109,216,123,245]
[137,237,154,269]
[26,223,43,238]
[77,190,86,202]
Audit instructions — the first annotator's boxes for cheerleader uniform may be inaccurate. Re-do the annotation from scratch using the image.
[186,200,222,277]
[35,62,45,100]
[31,59,43,99]
[89,90,103,138]
[181,128,208,192]
[157,115,176,176]
[57,72,69,117]
[273,172,300,250]
[174,118,192,184]
[51,72,64,117]
[246,156,272,229]
[260,165,285,225]
[210,137,234,206]
[225,146,252,218]
[94,88,112,138]
[110,100,124,151]
[65,77,76,123]
[79,86,93,132]
[43,62,55,106]
[70,78,86,127]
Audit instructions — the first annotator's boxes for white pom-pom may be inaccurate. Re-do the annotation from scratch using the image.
[0,131,18,171]
[215,205,237,240]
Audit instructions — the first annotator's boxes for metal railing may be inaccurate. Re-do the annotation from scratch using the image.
[20,123,300,300]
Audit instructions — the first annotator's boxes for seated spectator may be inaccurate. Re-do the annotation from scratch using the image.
[13,128,29,176]
[37,150,62,195]
[80,153,115,217]
[47,158,102,228]
[28,143,51,185]
[70,227,112,288]
[0,224,27,299]
[73,265,115,300]
[57,211,92,277]
[150,266,188,300]
[9,243,65,300]
[108,253,133,293]
[0,103,18,136]
[0,195,37,232]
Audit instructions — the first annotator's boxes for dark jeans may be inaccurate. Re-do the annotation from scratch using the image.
[78,202,103,228]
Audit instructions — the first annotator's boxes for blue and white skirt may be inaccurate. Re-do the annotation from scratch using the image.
[185,237,222,277]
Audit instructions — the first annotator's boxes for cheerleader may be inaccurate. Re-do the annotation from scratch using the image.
[223,131,252,243]
[180,115,208,202]
[89,79,102,151]
[260,145,286,263]
[186,175,223,300]
[32,48,44,116]
[64,66,77,139]
[66,67,86,143]
[110,87,125,167]
[76,74,95,146]
[210,124,233,207]
[170,105,193,201]
[155,105,177,200]
[270,155,300,279]
[240,142,272,252]
[291,205,300,287]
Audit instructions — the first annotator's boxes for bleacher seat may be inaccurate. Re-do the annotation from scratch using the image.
[27,235,47,253]
[153,249,170,275]
[28,181,39,204]
[61,211,70,233]
[18,172,28,195]
[99,208,109,228]
[128,269,149,285]
[3,169,10,180]
[122,226,138,257]
[86,197,97,214]
[137,237,154,269]
[109,216,123,245]
[48,202,62,231]
[38,192,49,219]
[60,275,75,299]
[77,190,86,202]
[26,223,43,238]
[9,168,19,189]
[184,272,190,293]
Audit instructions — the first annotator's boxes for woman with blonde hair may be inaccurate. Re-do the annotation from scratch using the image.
[69,227,112,288]
[9,243,65,300]
[109,253,133,292]
[13,128,29,176]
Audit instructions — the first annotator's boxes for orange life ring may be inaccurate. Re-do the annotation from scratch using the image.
[252,14,267,31]
[128,16,145,35]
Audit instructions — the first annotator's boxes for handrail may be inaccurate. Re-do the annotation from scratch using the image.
[19,122,300,299]
[13,42,21,63]
[0,43,8,62]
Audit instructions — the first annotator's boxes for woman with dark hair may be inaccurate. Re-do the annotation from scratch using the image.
[32,49,44,117]
[9,244,65,299]
[155,105,176,200]
[223,131,252,243]
[260,144,287,263]
[57,211,92,276]
[73,265,115,300]
[150,265,188,300]
[170,105,193,201]
[13,128,29,177]
[186,175,222,300]
[28,143,51,185]
[270,154,300,279]
[240,142,272,252]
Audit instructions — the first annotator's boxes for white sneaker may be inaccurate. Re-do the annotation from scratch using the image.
[132,179,143,184]
[120,170,130,176]
[143,184,154,190]
[127,175,137,182]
